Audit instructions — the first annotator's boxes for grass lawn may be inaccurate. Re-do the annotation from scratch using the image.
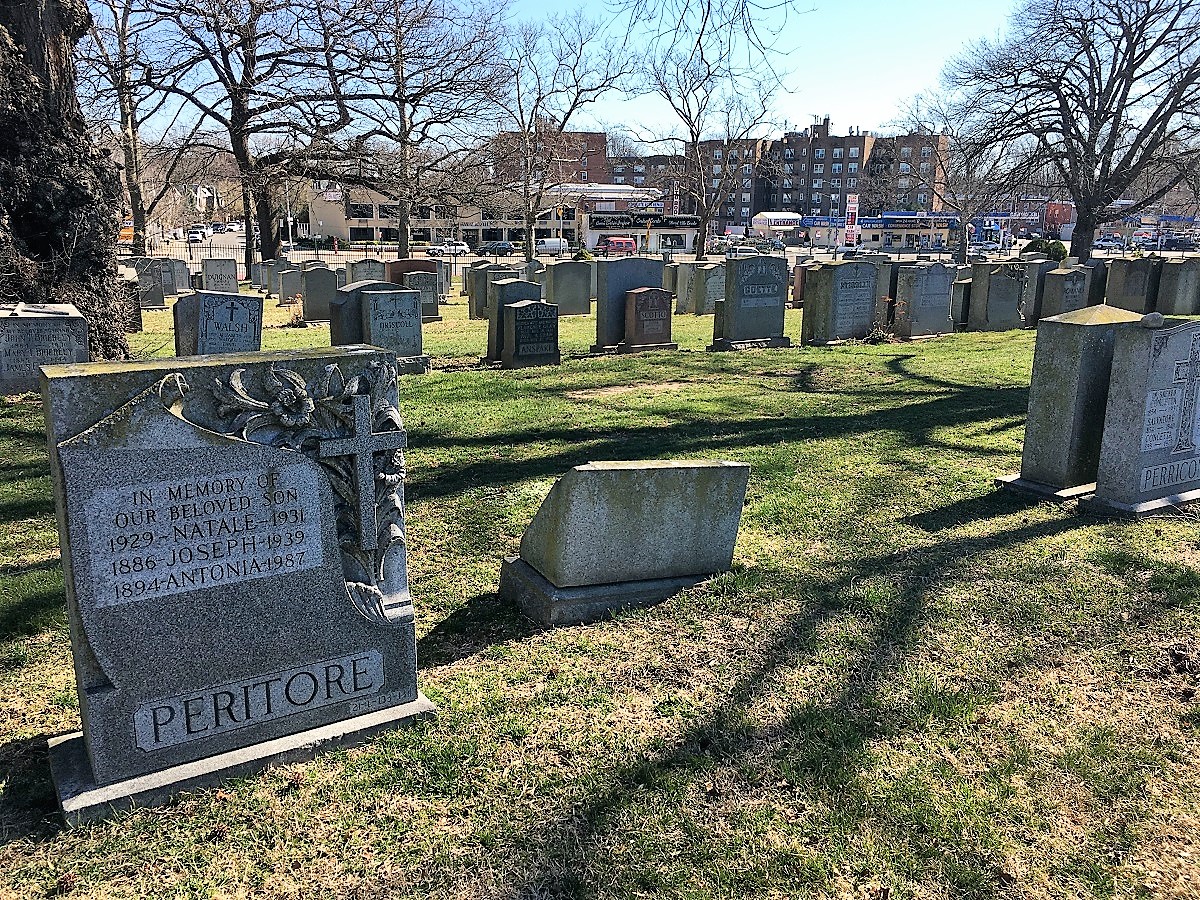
[1,286,1198,898]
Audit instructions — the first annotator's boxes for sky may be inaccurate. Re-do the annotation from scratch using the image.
[509,0,1019,138]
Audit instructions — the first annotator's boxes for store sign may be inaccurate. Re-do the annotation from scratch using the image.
[844,194,860,244]
[588,213,700,229]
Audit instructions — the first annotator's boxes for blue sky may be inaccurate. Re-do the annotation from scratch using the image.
[509,0,1018,137]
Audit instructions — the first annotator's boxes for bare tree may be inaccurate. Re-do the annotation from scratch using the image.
[951,0,1200,261]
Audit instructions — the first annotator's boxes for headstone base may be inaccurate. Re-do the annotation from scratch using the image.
[706,336,793,352]
[499,556,707,626]
[397,354,432,375]
[422,315,443,324]
[588,343,618,354]
[994,474,1097,503]
[617,341,679,354]
[49,693,436,826]
[1077,488,1200,519]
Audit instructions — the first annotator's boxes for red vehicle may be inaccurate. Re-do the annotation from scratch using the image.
[596,236,637,256]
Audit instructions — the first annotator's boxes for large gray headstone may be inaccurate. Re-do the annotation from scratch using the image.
[202,259,239,293]
[302,267,337,321]
[153,258,177,296]
[0,302,89,395]
[40,347,432,823]
[1040,267,1092,319]
[893,263,954,339]
[131,260,166,309]
[278,269,302,305]
[800,261,878,345]
[543,261,591,316]
[673,261,700,314]
[172,260,190,294]
[350,258,387,283]
[488,279,542,361]
[330,280,404,345]
[172,291,264,356]
[259,261,278,297]
[360,290,428,371]
[593,257,665,352]
[1157,258,1200,316]
[402,271,441,321]
[1105,257,1162,314]
[710,256,791,350]
[502,300,560,369]
[966,263,1024,331]
[1019,259,1059,326]
[689,264,726,316]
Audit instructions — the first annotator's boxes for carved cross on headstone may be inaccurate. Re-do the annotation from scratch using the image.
[224,301,241,322]
[317,393,406,552]
[1173,331,1200,454]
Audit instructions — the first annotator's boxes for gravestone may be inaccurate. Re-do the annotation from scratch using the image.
[302,267,337,321]
[173,292,265,356]
[330,280,404,346]
[1105,257,1162,314]
[300,260,329,271]
[488,279,542,361]
[132,260,166,310]
[402,272,441,322]
[117,268,143,334]
[350,258,387,283]
[543,261,591,316]
[711,256,792,351]
[502,300,560,369]
[1019,259,1059,326]
[250,263,262,288]
[966,263,1025,331]
[259,261,277,297]
[1040,267,1092,319]
[689,264,725,315]
[791,263,807,309]
[1157,258,1200,316]
[893,263,954,339]
[481,266,520,317]
[618,288,677,353]
[153,258,177,296]
[1080,316,1200,516]
[360,290,430,374]
[592,257,665,352]
[40,346,434,824]
[384,259,435,284]
[663,264,678,295]
[202,259,239,294]
[278,269,302,305]
[950,276,972,330]
[997,305,1143,500]
[800,261,878,345]
[0,303,89,395]
[336,268,347,288]
[435,260,450,298]
[673,261,699,314]
[172,260,190,295]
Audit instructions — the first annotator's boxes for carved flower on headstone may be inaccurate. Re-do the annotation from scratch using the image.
[266,367,316,427]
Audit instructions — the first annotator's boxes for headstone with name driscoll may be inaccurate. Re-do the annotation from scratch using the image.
[40,346,434,823]
[360,290,430,374]
[800,261,878,345]
[0,303,89,395]
[710,256,792,351]
[202,259,239,294]
[173,291,265,357]
[966,263,1025,332]
[892,263,954,339]
[689,264,726,315]
[503,300,560,369]
[488,279,542,362]
[1157,258,1200,316]
[402,272,441,322]
[593,257,665,352]
[302,267,337,321]
[330,280,404,346]
[543,261,591,316]
[1039,266,1093,320]
[1080,315,1200,516]
[997,305,1142,501]
[350,258,387,284]
[278,269,302,305]
[618,288,677,353]
[1104,257,1163,314]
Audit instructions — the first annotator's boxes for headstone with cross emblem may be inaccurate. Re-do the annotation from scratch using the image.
[173,291,264,357]
[1081,315,1200,515]
[39,345,433,823]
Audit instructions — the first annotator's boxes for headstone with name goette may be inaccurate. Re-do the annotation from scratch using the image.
[488,278,542,361]
[202,259,239,294]
[278,269,301,306]
[543,261,591,316]
[1104,257,1163,314]
[800,261,878,345]
[330,280,404,346]
[350,258,387,283]
[40,346,434,824]
[710,255,792,351]
[503,300,560,369]
[997,305,1143,501]
[689,263,725,315]
[1157,258,1200,316]
[173,291,264,357]
[402,272,441,322]
[1039,266,1093,319]
[1019,259,1059,326]
[0,303,89,395]
[360,290,430,374]
[893,263,954,339]
[618,288,677,353]
[966,263,1025,331]
[1080,315,1200,516]
[593,257,665,352]
[302,267,337,321]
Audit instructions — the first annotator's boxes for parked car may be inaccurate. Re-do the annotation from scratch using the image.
[425,241,470,256]
[1093,236,1124,250]
[833,245,859,258]
[1162,236,1197,252]
[210,222,227,234]
[595,236,636,256]
[187,228,207,243]
[476,240,515,256]
[535,237,571,255]
[726,245,760,258]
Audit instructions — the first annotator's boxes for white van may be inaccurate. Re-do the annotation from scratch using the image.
[535,238,569,255]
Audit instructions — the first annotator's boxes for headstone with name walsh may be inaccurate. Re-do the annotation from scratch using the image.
[0,303,89,395]
[173,291,265,357]
[800,261,878,345]
[202,259,239,294]
[503,300,560,369]
[40,346,434,823]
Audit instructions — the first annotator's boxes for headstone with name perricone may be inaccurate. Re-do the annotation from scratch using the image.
[278,269,301,305]
[1079,315,1200,516]
[997,305,1143,501]
[503,300,560,369]
[1104,257,1162,314]
[498,460,750,625]
[893,263,955,339]
[202,259,239,294]
[1039,267,1093,320]
[800,261,878,346]
[336,268,347,288]
[330,280,404,346]
[152,258,176,297]
[40,346,434,824]
[173,291,264,357]
[966,263,1025,331]
[618,288,677,353]
[689,263,725,315]
[711,255,792,351]
[951,275,972,330]
[402,272,441,322]
[593,257,665,352]
[384,259,435,284]
[488,279,542,361]
[172,260,190,296]
[543,261,591,316]
[360,290,430,374]
[302,267,337,321]
[1157,258,1200,316]
[350,258,387,284]
[1020,259,1059,326]
[1,303,89,395]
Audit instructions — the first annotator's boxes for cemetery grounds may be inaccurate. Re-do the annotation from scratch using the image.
[1,288,1198,898]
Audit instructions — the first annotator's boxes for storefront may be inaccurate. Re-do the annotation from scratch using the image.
[584,212,701,253]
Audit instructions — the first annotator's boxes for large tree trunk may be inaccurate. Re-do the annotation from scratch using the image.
[0,0,128,360]
[1069,208,1097,263]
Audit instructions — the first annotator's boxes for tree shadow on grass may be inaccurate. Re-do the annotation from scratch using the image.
[0,734,62,843]
[0,561,64,647]
[418,590,545,670]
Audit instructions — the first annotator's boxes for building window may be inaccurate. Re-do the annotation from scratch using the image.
[783,193,792,203]
[741,165,752,175]
[898,177,910,188]
[832,178,841,188]
[901,146,912,158]
[811,192,821,201]
[832,163,842,174]
[713,165,722,174]
[741,193,750,202]
[633,164,645,172]
[784,163,793,174]
[899,163,911,174]
[801,147,807,157]
[615,176,625,184]
[633,176,644,185]
[921,145,932,158]
[349,226,374,241]
[712,178,720,188]
[811,207,821,215]
[348,203,374,219]
[714,149,722,159]
[729,149,739,160]
[813,163,824,174]
[920,162,931,174]
[918,193,928,205]
[784,149,794,159]
[849,147,859,158]
[833,147,843,159]
[848,177,857,188]
[377,204,400,219]
[814,148,825,159]
[741,207,750,218]
[783,178,793,189]
[727,206,735,216]
[849,162,859,173]
[813,179,823,189]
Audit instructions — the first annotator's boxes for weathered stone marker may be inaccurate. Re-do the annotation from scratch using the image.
[402,271,441,322]
[41,347,434,824]
[172,291,264,356]
[0,303,89,395]
[349,258,387,283]
[487,279,542,362]
[201,259,238,293]
[800,261,877,345]
[892,263,954,339]
[1104,257,1162,314]
[543,261,591,316]
[689,263,725,316]
[1039,267,1092,319]
[618,288,677,353]
[710,255,792,351]
[302,267,337,321]
[1157,258,1200,316]
[360,290,430,374]
[967,263,1025,331]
